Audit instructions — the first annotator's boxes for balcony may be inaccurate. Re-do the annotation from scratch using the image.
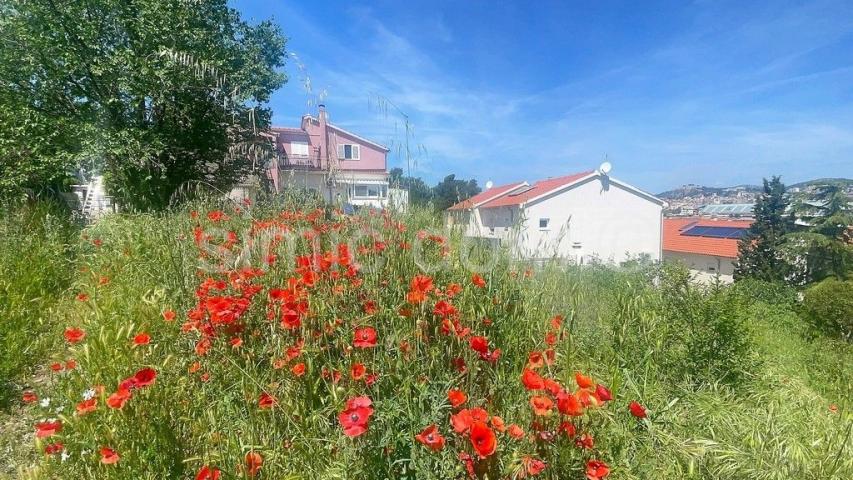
[279,152,324,170]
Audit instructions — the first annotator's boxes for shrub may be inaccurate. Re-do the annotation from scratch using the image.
[654,263,758,387]
[802,278,853,340]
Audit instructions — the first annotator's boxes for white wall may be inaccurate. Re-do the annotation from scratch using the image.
[514,176,662,263]
[663,251,735,283]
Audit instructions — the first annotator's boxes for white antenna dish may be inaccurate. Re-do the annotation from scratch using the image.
[598,162,612,175]
[485,180,494,189]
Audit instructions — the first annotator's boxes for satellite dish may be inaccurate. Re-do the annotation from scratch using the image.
[598,162,612,175]
[485,180,494,189]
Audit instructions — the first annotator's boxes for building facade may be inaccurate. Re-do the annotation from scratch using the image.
[268,105,402,209]
[448,168,665,263]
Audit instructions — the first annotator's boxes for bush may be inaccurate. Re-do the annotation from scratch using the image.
[654,264,758,387]
[802,278,853,340]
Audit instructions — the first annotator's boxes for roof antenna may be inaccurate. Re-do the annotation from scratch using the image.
[598,153,612,175]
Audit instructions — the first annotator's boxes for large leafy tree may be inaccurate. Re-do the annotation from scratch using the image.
[431,174,481,212]
[734,176,793,282]
[0,0,286,210]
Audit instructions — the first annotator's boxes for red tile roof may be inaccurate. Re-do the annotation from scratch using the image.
[479,171,595,208]
[663,217,752,258]
[447,182,527,211]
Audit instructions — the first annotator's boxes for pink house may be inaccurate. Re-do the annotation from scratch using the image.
[268,105,399,208]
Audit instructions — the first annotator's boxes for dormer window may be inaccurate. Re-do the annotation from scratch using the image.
[338,144,360,160]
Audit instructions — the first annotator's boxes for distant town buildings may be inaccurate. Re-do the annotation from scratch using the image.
[447,166,665,263]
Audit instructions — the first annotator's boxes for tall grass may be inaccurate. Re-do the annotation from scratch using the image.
[3,199,851,479]
[0,200,77,407]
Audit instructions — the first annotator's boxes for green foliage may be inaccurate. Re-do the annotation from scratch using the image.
[0,200,77,408]
[801,278,853,340]
[431,174,482,211]
[0,0,287,209]
[390,167,433,207]
[653,264,758,386]
[734,176,793,282]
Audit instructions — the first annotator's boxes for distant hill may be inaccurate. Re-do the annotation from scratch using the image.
[659,178,852,200]
[789,178,853,189]
[657,184,760,200]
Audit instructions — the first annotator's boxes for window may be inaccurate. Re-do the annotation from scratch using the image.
[337,144,360,160]
[290,141,309,156]
[539,218,550,230]
[351,184,385,198]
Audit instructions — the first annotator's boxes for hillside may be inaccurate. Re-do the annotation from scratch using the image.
[659,178,853,200]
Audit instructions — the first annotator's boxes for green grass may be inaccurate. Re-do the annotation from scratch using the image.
[0,199,850,479]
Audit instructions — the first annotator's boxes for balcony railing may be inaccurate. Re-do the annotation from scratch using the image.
[279,152,323,170]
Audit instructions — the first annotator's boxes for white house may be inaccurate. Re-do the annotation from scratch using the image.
[662,217,752,283]
[447,165,665,263]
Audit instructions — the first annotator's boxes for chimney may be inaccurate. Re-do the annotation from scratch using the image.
[318,104,328,169]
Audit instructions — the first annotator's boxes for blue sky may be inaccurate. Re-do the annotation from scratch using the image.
[232,0,853,193]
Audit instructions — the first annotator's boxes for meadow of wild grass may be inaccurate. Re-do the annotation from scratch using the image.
[0,197,850,480]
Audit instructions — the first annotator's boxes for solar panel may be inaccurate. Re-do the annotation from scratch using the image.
[682,225,748,239]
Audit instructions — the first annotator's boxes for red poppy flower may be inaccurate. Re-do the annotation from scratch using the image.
[100,447,120,465]
[291,362,306,377]
[22,391,37,404]
[469,421,497,458]
[50,362,63,372]
[162,310,176,322]
[544,331,557,346]
[577,388,601,408]
[447,389,467,407]
[575,372,595,389]
[64,327,86,344]
[508,424,525,439]
[65,359,77,370]
[44,442,64,455]
[527,351,544,369]
[363,300,378,315]
[134,367,157,387]
[558,421,576,438]
[133,332,151,346]
[415,424,446,452]
[585,460,610,480]
[521,369,545,390]
[557,391,584,416]
[471,273,486,288]
[522,456,547,477]
[339,396,374,437]
[595,384,613,402]
[196,465,221,480]
[544,378,562,396]
[350,363,366,381]
[258,392,277,409]
[245,451,263,477]
[530,395,554,416]
[550,315,563,329]
[107,388,132,409]
[629,401,647,418]
[469,336,489,354]
[491,415,506,432]
[353,326,377,348]
[76,398,97,415]
[76,293,89,302]
[576,432,595,449]
[450,408,474,434]
[544,348,556,366]
[35,420,62,438]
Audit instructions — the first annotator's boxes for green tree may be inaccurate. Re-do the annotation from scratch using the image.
[734,176,793,282]
[431,174,481,211]
[389,167,432,206]
[0,0,286,210]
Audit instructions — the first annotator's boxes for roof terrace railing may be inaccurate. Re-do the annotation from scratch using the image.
[279,152,323,170]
